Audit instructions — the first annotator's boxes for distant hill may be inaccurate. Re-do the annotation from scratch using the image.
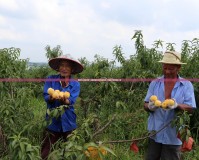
[28,62,47,68]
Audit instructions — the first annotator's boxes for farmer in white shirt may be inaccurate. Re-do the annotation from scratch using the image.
[144,51,196,160]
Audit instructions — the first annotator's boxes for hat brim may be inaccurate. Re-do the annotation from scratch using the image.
[48,57,84,74]
[158,60,186,65]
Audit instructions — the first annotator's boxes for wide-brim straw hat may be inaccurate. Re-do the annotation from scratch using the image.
[48,54,84,74]
[158,51,186,65]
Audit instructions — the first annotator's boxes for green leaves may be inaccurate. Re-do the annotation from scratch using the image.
[47,105,69,119]
[172,111,191,142]
[45,45,63,60]
[9,133,40,160]
[116,101,127,110]
[112,45,125,64]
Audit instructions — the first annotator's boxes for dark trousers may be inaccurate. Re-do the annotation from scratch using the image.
[41,129,72,160]
[145,138,181,160]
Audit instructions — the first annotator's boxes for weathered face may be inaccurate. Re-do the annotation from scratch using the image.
[58,61,73,77]
[162,63,181,79]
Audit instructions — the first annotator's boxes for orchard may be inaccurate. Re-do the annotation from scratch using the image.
[1,31,199,159]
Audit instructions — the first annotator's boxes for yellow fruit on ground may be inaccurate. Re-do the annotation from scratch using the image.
[87,146,96,152]
[52,91,59,99]
[64,91,70,98]
[150,95,158,102]
[87,147,98,159]
[167,99,175,106]
[47,88,54,95]
[86,146,106,160]
[59,92,64,98]
[154,100,161,107]
[161,101,168,109]
[99,147,108,155]
[84,150,90,157]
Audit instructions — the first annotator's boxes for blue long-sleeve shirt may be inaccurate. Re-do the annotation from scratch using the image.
[144,76,196,145]
[43,74,80,132]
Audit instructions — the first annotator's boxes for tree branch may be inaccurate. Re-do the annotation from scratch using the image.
[93,114,116,139]
[99,120,172,144]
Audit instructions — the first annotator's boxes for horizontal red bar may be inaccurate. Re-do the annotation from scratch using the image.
[0,78,197,82]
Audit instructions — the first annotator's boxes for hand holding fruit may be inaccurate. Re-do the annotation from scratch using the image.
[148,95,160,111]
[47,88,70,102]
[160,98,178,110]
[59,91,71,104]
[47,88,57,100]
[167,98,178,109]
[147,95,178,111]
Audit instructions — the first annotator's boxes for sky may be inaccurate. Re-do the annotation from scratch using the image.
[0,0,199,62]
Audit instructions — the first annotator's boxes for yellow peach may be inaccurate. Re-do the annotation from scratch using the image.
[167,99,175,106]
[52,91,59,99]
[59,92,64,99]
[150,95,158,102]
[64,91,70,98]
[47,88,54,95]
[154,100,161,107]
[161,101,168,109]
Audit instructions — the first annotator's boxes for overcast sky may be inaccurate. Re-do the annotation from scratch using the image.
[0,0,199,62]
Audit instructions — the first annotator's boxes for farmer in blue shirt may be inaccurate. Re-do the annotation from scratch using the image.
[144,51,196,160]
[41,54,84,160]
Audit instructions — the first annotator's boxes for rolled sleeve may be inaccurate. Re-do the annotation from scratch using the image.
[183,81,196,108]
[68,82,80,105]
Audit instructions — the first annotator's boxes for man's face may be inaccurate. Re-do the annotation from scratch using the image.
[58,61,72,77]
[162,63,181,79]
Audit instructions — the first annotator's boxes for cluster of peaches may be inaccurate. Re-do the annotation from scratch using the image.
[150,95,175,109]
[84,146,107,160]
[47,88,70,99]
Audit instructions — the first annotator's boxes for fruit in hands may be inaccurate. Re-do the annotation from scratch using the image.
[64,91,70,98]
[167,99,175,106]
[161,101,168,109]
[154,100,161,107]
[59,92,64,99]
[161,99,175,109]
[148,95,175,110]
[47,88,70,100]
[54,90,60,94]
[47,88,54,95]
[150,95,158,102]
[52,91,59,99]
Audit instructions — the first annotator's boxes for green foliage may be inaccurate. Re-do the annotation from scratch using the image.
[0,48,45,159]
[182,145,199,160]
[45,45,63,60]
[9,133,40,160]
[47,105,69,120]
[0,47,27,78]
[26,65,53,97]
[172,111,192,142]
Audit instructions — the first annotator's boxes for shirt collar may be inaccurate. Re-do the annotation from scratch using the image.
[158,75,185,86]
[58,74,74,87]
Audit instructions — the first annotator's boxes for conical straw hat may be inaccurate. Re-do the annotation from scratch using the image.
[48,54,84,74]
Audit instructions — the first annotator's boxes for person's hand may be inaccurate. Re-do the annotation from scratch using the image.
[167,98,178,109]
[148,101,158,111]
[49,95,56,102]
